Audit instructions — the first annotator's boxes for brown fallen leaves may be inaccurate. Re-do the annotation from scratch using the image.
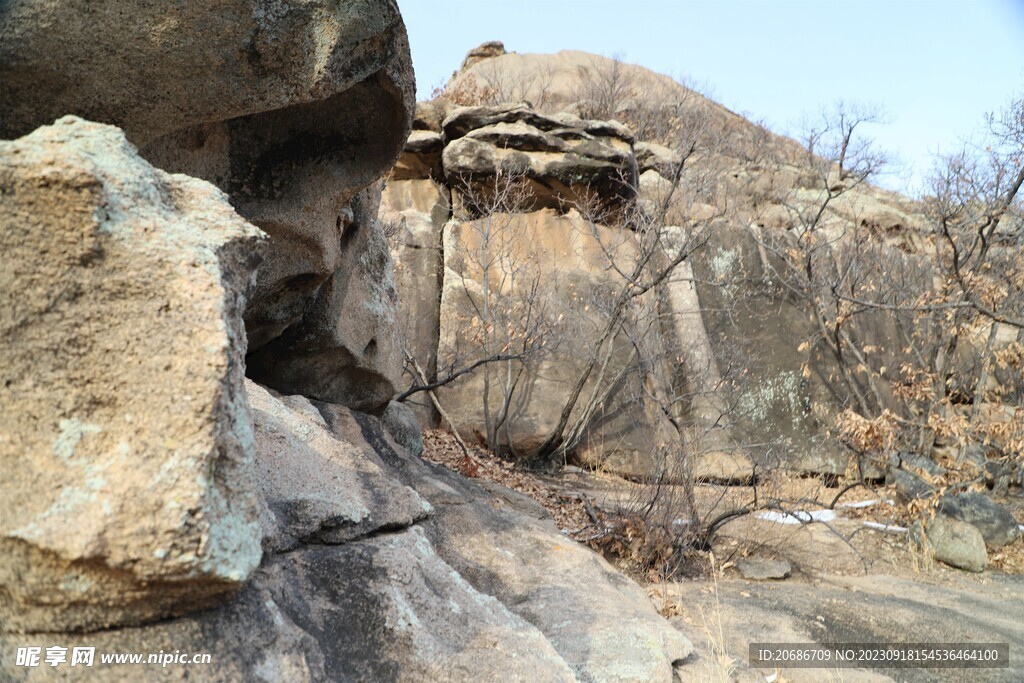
[421,429,595,535]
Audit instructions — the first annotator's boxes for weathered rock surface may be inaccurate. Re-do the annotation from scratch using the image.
[0,20,702,683]
[664,573,1024,682]
[0,0,418,412]
[661,232,755,483]
[381,400,425,457]
[690,223,838,474]
[939,492,1020,547]
[379,178,449,425]
[441,104,635,214]
[0,0,413,147]
[1,528,576,683]
[437,208,677,478]
[323,406,693,682]
[925,514,989,573]
[0,118,264,633]
[392,130,445,180]
[2,371,692,681]
[248,382,430,553]
[246,185,404,412]
[435,46,938,479]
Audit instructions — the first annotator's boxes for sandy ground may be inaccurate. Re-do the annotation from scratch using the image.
[655,572,1024,682]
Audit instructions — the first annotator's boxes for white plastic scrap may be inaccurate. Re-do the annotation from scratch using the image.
[862,521,908,534]
[755,509,837,525]
[837,499,895,509]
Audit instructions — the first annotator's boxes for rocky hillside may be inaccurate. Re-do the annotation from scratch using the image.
[0,7,689,681]
[383,42,940,480]
[382,42,1022,581]
[2,7,1021,680]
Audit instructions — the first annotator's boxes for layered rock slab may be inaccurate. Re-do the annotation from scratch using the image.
[440,104,636,215]
[0,118,264,633]
[0,529,575,683]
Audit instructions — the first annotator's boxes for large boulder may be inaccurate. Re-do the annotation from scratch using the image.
[441,104,636,215]
[689,223,842,474]
[1,0,417,412]
[437,208,678,478]
[0,529,576,683]
[0,0,412,147]
[392,130,445,180]
[0,118,264,633]
[938,491,1020,547]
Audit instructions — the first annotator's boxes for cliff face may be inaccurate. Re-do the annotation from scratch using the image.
[0,8,689,682]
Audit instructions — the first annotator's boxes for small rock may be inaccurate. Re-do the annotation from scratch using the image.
[692,449,756,485]
[939,492,1019,547]
[926,514,988,573]
[737,557,792,581]
[888,467,937,502]
[890,467,936,500]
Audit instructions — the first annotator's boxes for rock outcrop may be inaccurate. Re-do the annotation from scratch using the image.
[1,14,697,683]
[420,44,942,479]
[437,208,677,477]
[382,98,682,479]
[441,104,636,215]
[2,374,689,681]
[1,0,418,413]
[0,118,264,633]
[316,405,693,681]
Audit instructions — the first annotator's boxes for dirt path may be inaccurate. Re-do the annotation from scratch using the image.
[655,572,1024,682]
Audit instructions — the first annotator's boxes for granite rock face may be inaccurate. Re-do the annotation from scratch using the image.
[1,528,576,683]
[436,208,677,478]
[0,0,413,147]
[0,118,265,633]
[1,0,416,413]
[245,184,404,411]
[248,381,430,554]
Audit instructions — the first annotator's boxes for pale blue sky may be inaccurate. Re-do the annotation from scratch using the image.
[398,0,1024,194]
